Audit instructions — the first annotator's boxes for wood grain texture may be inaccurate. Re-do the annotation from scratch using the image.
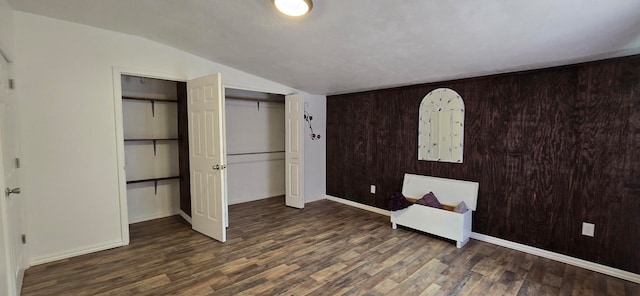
[177,82,191,216]
[326,55,640,274]
[21,197,640,295]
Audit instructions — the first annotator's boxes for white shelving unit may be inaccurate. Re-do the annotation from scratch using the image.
[122,75,181,223]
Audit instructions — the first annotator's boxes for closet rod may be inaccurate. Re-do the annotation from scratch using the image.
[227,151,285,156]
[226,95,285,104]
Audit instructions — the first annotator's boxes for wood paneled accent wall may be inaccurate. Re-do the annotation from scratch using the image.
[177,82,191,216]
[327,55,640,274]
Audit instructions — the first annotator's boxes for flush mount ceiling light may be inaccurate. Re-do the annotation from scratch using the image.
[272,0,313,17]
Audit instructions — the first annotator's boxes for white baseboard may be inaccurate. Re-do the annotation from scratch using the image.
[325,195,391,216]
[470,232,640,284]
[178,209,192,224]
[306,194,327,203]
[228,192,285,205]
[29,240,123,266]
[324,195,640,284]
[129,210,179,224]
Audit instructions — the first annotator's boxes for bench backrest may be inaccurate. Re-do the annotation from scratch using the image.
[401,173,479,211]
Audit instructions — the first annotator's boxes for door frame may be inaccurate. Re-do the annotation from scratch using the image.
[0,53,20,296]
[112,66,189,245]
[220,84,290,225]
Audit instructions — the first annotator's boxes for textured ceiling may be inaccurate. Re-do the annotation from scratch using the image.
[9,0,640,95]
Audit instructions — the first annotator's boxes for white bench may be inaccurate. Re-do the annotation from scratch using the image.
[391,173,479,248]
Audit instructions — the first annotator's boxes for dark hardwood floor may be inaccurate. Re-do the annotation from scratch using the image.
[22,197,640,295]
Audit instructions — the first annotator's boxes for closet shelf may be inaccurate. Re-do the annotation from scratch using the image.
[124,138,178,155]
[127,176,180,195]
[228,151,285,156]
[126,176,180,184]
[122,96,178,117]
[122,96,178,103]
[124,138,179,141]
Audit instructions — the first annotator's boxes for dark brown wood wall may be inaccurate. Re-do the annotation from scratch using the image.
[326,55,640,274]
[177,82,191,216]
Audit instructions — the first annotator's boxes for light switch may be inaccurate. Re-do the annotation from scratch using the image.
[370,185,376,194]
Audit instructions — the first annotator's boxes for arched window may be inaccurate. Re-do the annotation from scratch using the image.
[418,88,464,163]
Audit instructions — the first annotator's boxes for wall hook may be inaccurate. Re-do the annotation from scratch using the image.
[304,102,321,140]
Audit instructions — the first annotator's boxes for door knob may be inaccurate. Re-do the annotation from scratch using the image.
[5,187,20,197]
[212,164,220,170]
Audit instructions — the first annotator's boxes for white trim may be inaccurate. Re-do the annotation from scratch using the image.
[112,66,189,247]
[470,232,640,284]
[325,195,390,216]
[128,211,179,224]
[15,267,24,296]
[325,195,640,284]
[29,240,123,266]
[15,252,26,296]
[178,210,192,224]
[222,83,289,97]
[305,194,326,203]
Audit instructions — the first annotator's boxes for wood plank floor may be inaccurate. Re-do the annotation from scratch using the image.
[22,197,640,295]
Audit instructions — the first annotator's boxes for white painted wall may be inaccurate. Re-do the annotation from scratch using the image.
[13,11,299,265]
[122,76,180,223]
[303,95,327,203]
[225,99,285,204]
[227,153,285,205]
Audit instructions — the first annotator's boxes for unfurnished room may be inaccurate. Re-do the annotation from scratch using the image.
[0,1,639,295]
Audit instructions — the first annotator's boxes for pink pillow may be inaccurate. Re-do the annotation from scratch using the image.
[454,201,468,213]
[415,192,443,209]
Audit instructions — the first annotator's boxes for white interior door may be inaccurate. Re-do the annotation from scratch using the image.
[0,57,24,296]
[187,74,226,242]
[285,94,304,209]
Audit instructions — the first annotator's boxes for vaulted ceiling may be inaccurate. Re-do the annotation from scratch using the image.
[9,0,640,95]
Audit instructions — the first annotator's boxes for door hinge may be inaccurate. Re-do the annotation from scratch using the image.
[21,234,26,244]
[8,79,15,90]
[15,158,20,169]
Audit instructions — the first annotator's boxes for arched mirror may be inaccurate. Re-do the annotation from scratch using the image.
[418,88,464,162]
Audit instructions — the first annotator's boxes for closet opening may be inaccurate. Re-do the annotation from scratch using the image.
[120,75,190,230]
[119,74,288,241]
[224,88,286,206]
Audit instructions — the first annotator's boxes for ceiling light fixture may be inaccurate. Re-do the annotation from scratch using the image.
[272,0,313,17]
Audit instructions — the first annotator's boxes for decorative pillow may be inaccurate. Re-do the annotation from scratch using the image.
[388,192,413,211]
[415,192,443,209]
[454,201,468,213]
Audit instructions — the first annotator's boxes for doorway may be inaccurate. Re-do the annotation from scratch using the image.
[224,88,286,206]
[120,75,183,225]
[113,68,304,245]
[117,72,228,242]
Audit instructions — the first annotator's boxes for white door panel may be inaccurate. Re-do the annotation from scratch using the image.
[285,95,304,208]
[0,56,24,296]
[187,74,226,242]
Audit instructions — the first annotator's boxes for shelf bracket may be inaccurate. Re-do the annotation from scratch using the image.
[154,180,158,195]
[153,140,157,156]
[151,100,155,117]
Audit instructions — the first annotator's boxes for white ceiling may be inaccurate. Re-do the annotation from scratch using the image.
[9,0,640,95]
